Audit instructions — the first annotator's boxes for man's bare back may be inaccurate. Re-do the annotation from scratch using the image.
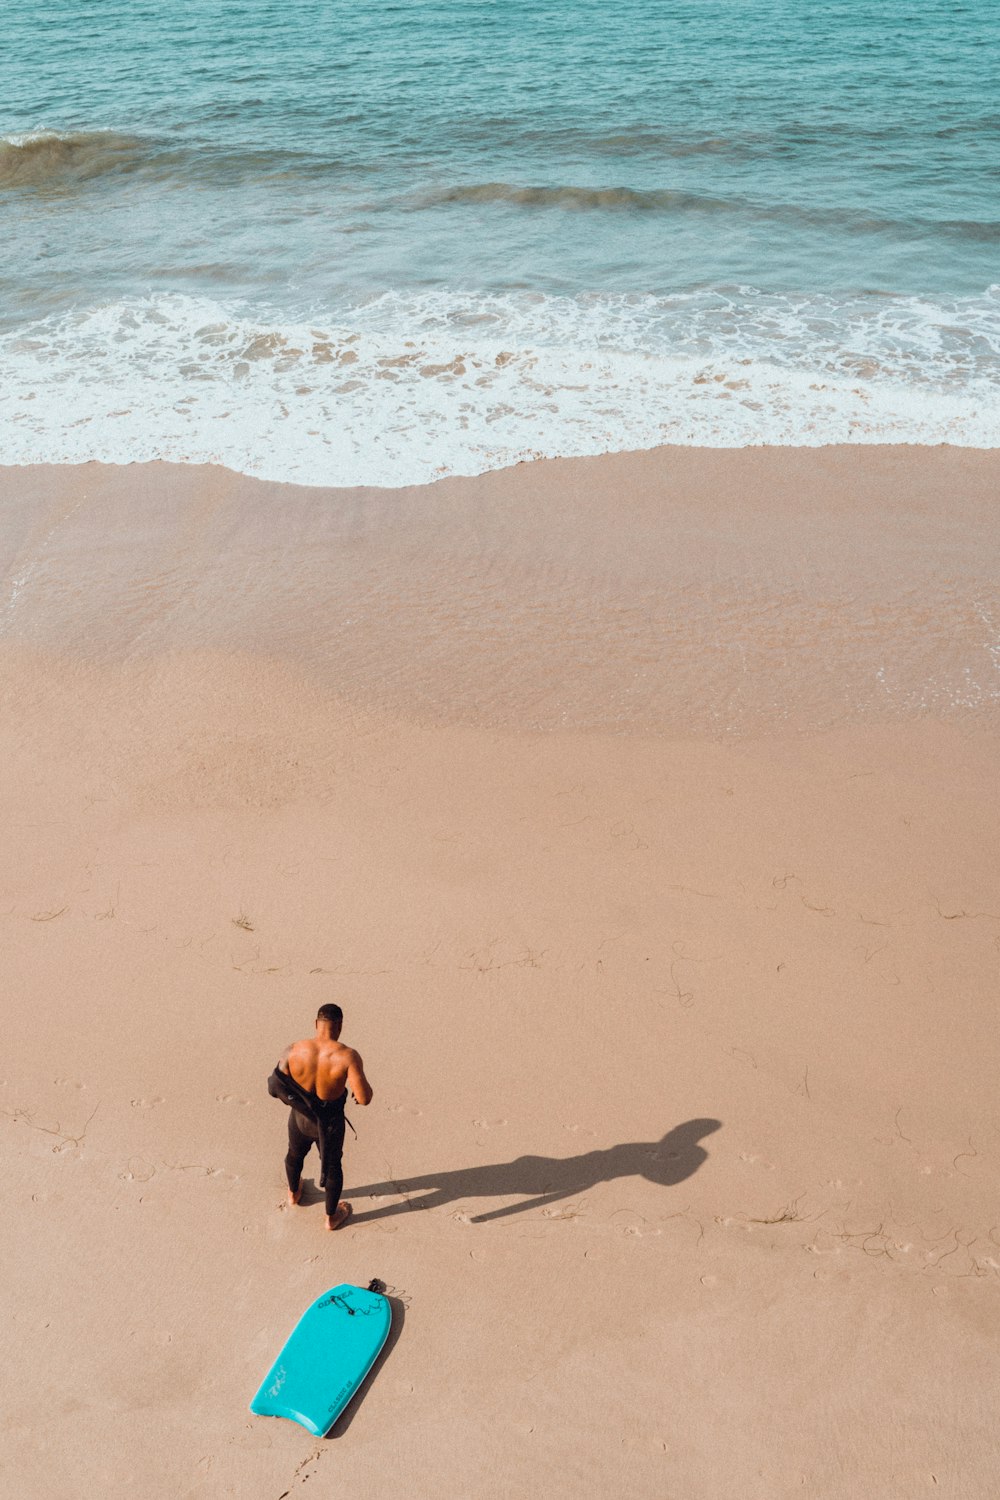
[280,1036,373,1106]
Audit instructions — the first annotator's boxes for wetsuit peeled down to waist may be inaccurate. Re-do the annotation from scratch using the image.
[267,1065,349,1215]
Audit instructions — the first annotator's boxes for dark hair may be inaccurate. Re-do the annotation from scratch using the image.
[316,1003,343,1029]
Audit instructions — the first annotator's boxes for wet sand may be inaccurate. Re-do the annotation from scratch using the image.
[2,448,998,1498]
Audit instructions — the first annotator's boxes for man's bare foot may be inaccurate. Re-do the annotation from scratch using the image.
[325,1201,352,1231]
[288,1187,302,1206]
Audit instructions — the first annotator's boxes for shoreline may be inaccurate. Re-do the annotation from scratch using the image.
[4,284,999,487]
[5,435,1000,490]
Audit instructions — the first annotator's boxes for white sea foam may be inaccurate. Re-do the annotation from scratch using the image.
[1,288,998,487]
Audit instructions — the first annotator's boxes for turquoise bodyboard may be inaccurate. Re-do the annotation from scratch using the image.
[250,1282,392,1436]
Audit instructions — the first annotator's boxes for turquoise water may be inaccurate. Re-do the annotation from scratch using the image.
[2,0,999,483]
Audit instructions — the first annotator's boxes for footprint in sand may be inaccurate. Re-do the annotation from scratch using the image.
[472,1117,507,1130]
[216,1094,250,1106]
[54,1078,87,1090]
[739,1152,775,1170]
[130,1096,164,1109]
[121,1158,156,1183]
[804,1233,844,1258]
[609,1211,658,1238]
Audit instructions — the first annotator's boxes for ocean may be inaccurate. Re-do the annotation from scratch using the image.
[2,0,998,486]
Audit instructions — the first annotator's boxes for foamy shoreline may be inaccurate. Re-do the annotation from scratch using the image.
[3,446,999,1497]
[3,287,999,487]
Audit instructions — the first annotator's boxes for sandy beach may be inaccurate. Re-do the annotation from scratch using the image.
[2,446,999,1498]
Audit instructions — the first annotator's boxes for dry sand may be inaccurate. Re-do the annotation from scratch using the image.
[1,448,998,1498]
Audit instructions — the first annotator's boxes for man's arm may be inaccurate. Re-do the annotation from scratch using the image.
[346,1049,373,1106]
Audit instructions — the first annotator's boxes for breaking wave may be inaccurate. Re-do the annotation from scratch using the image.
[418,181,1000,242]
[0,131,153,189]
[0,129,357,194]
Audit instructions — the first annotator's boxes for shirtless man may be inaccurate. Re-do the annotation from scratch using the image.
[276,1003,373,1231]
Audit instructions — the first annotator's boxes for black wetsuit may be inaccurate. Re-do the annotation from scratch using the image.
[267,1066,348,1215]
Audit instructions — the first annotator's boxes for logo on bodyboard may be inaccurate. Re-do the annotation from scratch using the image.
[318,1292,377,1317]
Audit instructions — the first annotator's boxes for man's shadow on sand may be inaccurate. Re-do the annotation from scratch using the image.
[342,1118,722,1225]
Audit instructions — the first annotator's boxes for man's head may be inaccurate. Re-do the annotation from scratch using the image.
[316,1003,343,1039]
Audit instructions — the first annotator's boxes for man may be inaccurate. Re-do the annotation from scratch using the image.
[268,1003,373,1231]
